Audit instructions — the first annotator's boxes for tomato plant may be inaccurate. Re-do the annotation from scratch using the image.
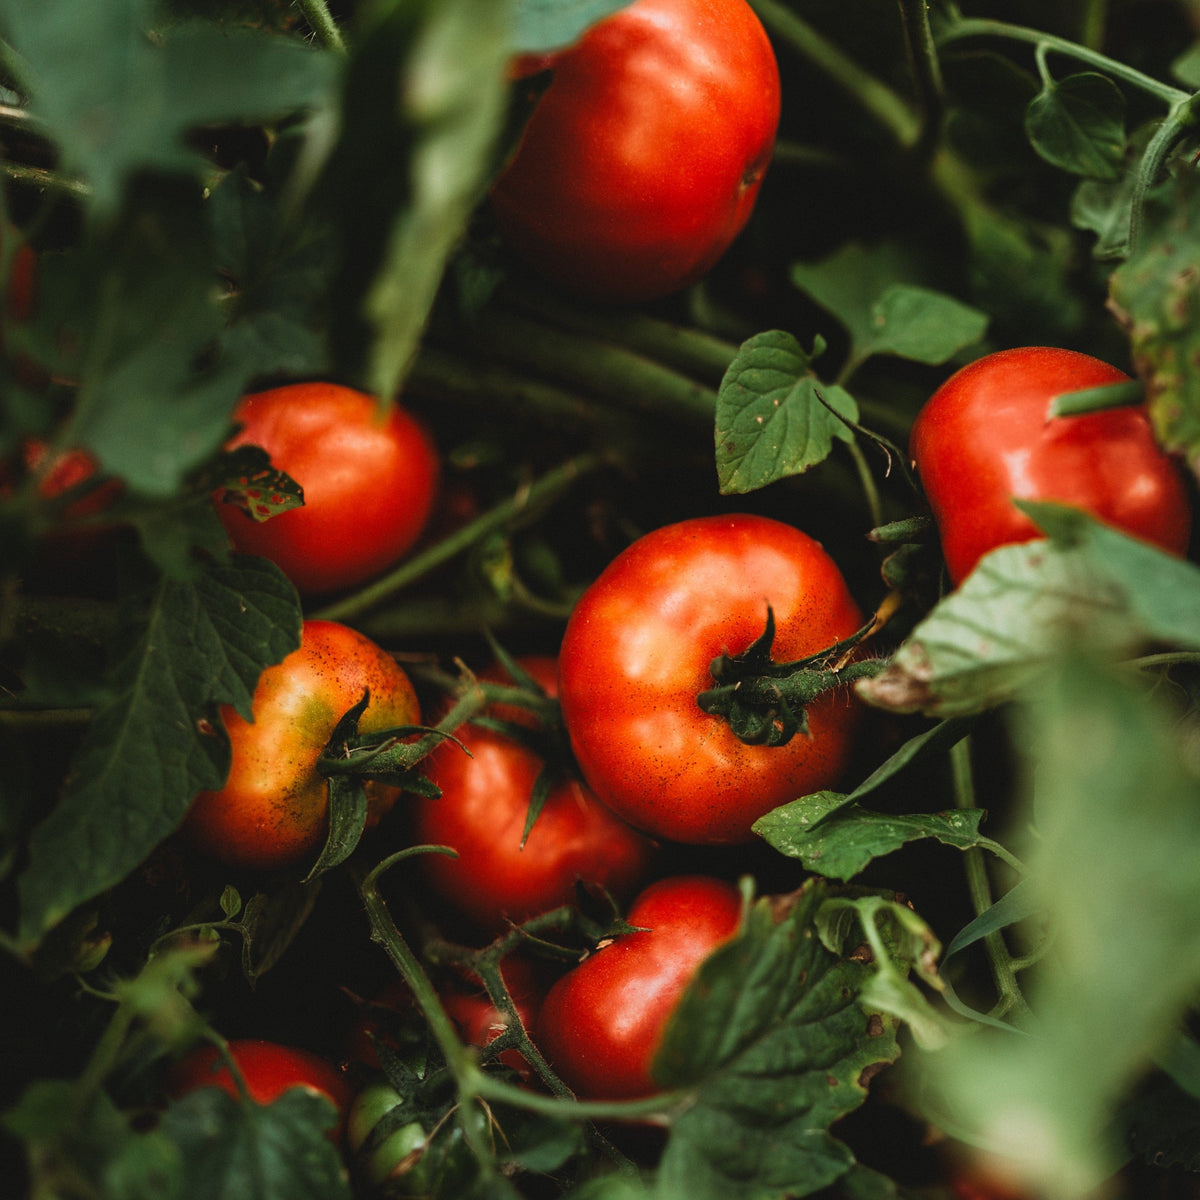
[489,0,781,302]
[557,514,863,844]
[10,2,1200,1199]
[534,875,743,1100]
[183,618,420,871]
[165,1038,352,1124]
[411,655,654,931]
[909,346,1193,584]
[217,382,440,596]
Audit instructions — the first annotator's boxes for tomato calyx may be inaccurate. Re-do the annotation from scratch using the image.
[697,608,887,747]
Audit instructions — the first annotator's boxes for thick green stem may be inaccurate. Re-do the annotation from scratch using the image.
[294,0,346,54]
[1080,0,1107,51]
[311,452,608,624]
[951,738,1030,1023]
[498,282,740,385]
[445,305,719,429]
[896,0,946,158]
[407,347,644,444]
[1128,91,1200,252]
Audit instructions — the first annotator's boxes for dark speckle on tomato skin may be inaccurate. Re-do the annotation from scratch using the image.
[182,620,421,871]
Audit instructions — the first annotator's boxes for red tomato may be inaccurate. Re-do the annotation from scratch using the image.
[490,0,781,302]
[183,619,420,871]
[217,382,439,596]
[909,346,1192,585]
[412,656,654,932]
[21,438,122,521]
[557,514,863,845]
[535,875,742,1100]
[165,1038,352,1122]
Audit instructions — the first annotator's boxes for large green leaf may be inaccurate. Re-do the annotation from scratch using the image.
[210,164,337,379]
[918,653,1200,1197]
[325,0,512,399]
[857,503,1200,718]
[160,1088,350,1200]
[0,0,336,217]
[649,882,901,1199]
[40,192,256,498]
[16,556,301,947]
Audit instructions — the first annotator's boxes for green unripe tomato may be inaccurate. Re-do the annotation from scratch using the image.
[346,1081,430,1192]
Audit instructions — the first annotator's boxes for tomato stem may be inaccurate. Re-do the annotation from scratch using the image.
[294,0,346,54]
[895,0,946,161]
[936,18,1187,105]
[442,303,721,429]
[497,280,740,386]
[310,452,609,624]
[950,738,1031,1023]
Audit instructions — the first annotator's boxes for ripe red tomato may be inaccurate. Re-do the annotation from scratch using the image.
[557,514,863,845]
[489,0,781,303]
[165,1038,352,1121]
[217,382,439,596]
[183,619,420,871]
[535,875,742,1100]
[909,346,1192,585]
[411,656,654,932]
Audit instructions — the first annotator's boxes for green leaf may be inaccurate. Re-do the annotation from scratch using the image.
[212,446,305,525]
[1024,72,1127,179]
[792,247,986,372]
[4,1081,187,1200]
[920,653,1200,1197]
[749,717,976,857]
[0,0,337,217]
[714,331,858,495]
[325,0,512,399]
[861,285,988,365]
[46,191,255,498]
[651,882,901,1199]
[754,805,987,882]
[159,1087,351,1200]
[818,894,950,1050]
[16,556,301,948]
[513,0,631,53]
[210,164,337,379]
[123,496,237,580]
[1109,180,1200,473]
[856,505,1200,718]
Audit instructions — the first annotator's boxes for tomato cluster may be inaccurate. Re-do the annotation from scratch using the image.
[7,0,1200,1197]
